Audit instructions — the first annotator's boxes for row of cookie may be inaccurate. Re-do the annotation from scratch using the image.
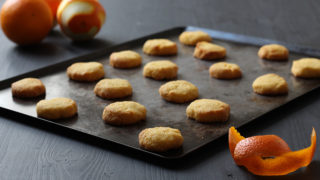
[11,81,221,153]
[67,30,249,82]
[107,99,231,152]
[179,31,320,79]
[11,76,225,122]
[10,78,176,152]
[144,58,320,97]
[144,31,282,61]
[11,77,227,152]
[110,30,320,76]
[37,99,183,152]
[253,57,320,96]
[108,31,223,70]
[143,32,320,81]
[179,31,320,95]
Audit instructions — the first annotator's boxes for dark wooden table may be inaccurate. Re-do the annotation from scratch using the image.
[0,0,320,179]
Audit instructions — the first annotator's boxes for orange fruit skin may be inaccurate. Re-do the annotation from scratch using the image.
[0,0,53,45]
[234,135,291,165]
[45,0,62,20]
[57,0,105,41]
[228,126,245,158]
[228,126,317,176]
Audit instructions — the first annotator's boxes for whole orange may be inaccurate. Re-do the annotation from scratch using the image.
[0,0,53,45]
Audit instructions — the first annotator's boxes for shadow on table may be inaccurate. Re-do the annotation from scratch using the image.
[1,84,320,179]
[7,28,112,63]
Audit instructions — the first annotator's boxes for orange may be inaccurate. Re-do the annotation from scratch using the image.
[57,0,105,41]
[229,127,317,176]
[0,0,53,45]
[44,0,62,21]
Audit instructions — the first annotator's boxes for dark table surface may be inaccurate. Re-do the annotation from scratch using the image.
[0,0,320,179]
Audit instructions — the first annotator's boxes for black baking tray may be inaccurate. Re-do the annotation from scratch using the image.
[1,26,320,159]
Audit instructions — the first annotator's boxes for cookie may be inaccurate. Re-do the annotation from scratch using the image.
[102,101,146,125]
[291,58,320,78]
[11,78,46,98]
[139,127,184,152]
[159,80,199,103]
[94,78,132,99]
[109,50,142,69]
[258,44,289,60]
[36,97,77,120]
[209,62,242,79]
[142,39,177,56]
[143,60,178,80]
[186,99,230,122]
[179,31,212,46]
[193,41,226,60]
[252,73,288,95]
[67,62,105,82]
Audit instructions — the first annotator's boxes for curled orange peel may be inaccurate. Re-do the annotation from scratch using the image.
[228,126,317,176]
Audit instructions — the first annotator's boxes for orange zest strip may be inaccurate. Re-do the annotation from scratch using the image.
[228,126,245,158]
[228,127,317,176]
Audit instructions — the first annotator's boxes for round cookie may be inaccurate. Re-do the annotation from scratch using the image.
[36,97,77,120]
[193,41,226,60]
[94,78,132,99]
[139,127,184,152]
[252,73,288,95]
[186,99,230,122]
[142,39,177,56]
[159,80,199,103]
[258,44,289,60]
[291,58,320,78]
[11,78,46,98]
[67,62,105,82]
[109,50,142,69]
[209,62,242,79]
[102,101,146,125]
[179,31,212,46]
[143,60,178,80]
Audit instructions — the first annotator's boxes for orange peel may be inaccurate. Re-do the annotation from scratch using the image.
[228,126,317,176]
[57,0,106,41]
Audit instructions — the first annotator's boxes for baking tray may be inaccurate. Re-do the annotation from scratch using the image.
[1,26,320,159]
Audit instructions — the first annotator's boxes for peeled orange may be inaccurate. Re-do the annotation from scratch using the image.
[57,0,106,41]
[229,127,317,176]
[0,0,53,45]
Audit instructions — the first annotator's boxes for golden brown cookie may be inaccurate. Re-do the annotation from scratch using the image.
[139,127,184,152]
[67,62,105,82]
[209,62,242,79]
[159,80,199,103]
[109,50,142,69]
[193,41,226,60]
[186,99,230,122]
[291,58,320,78]
[143,60,178,80]
[94,78,132,99]
[142,39,177,56]
[36,97,77,120]
[11,78,46,98]
[179,31,212,46]
[258,44,289,60]
[102,101,146,125]
[252,73,288,95]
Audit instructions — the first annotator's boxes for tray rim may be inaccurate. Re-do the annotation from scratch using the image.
[1,26,320,159]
